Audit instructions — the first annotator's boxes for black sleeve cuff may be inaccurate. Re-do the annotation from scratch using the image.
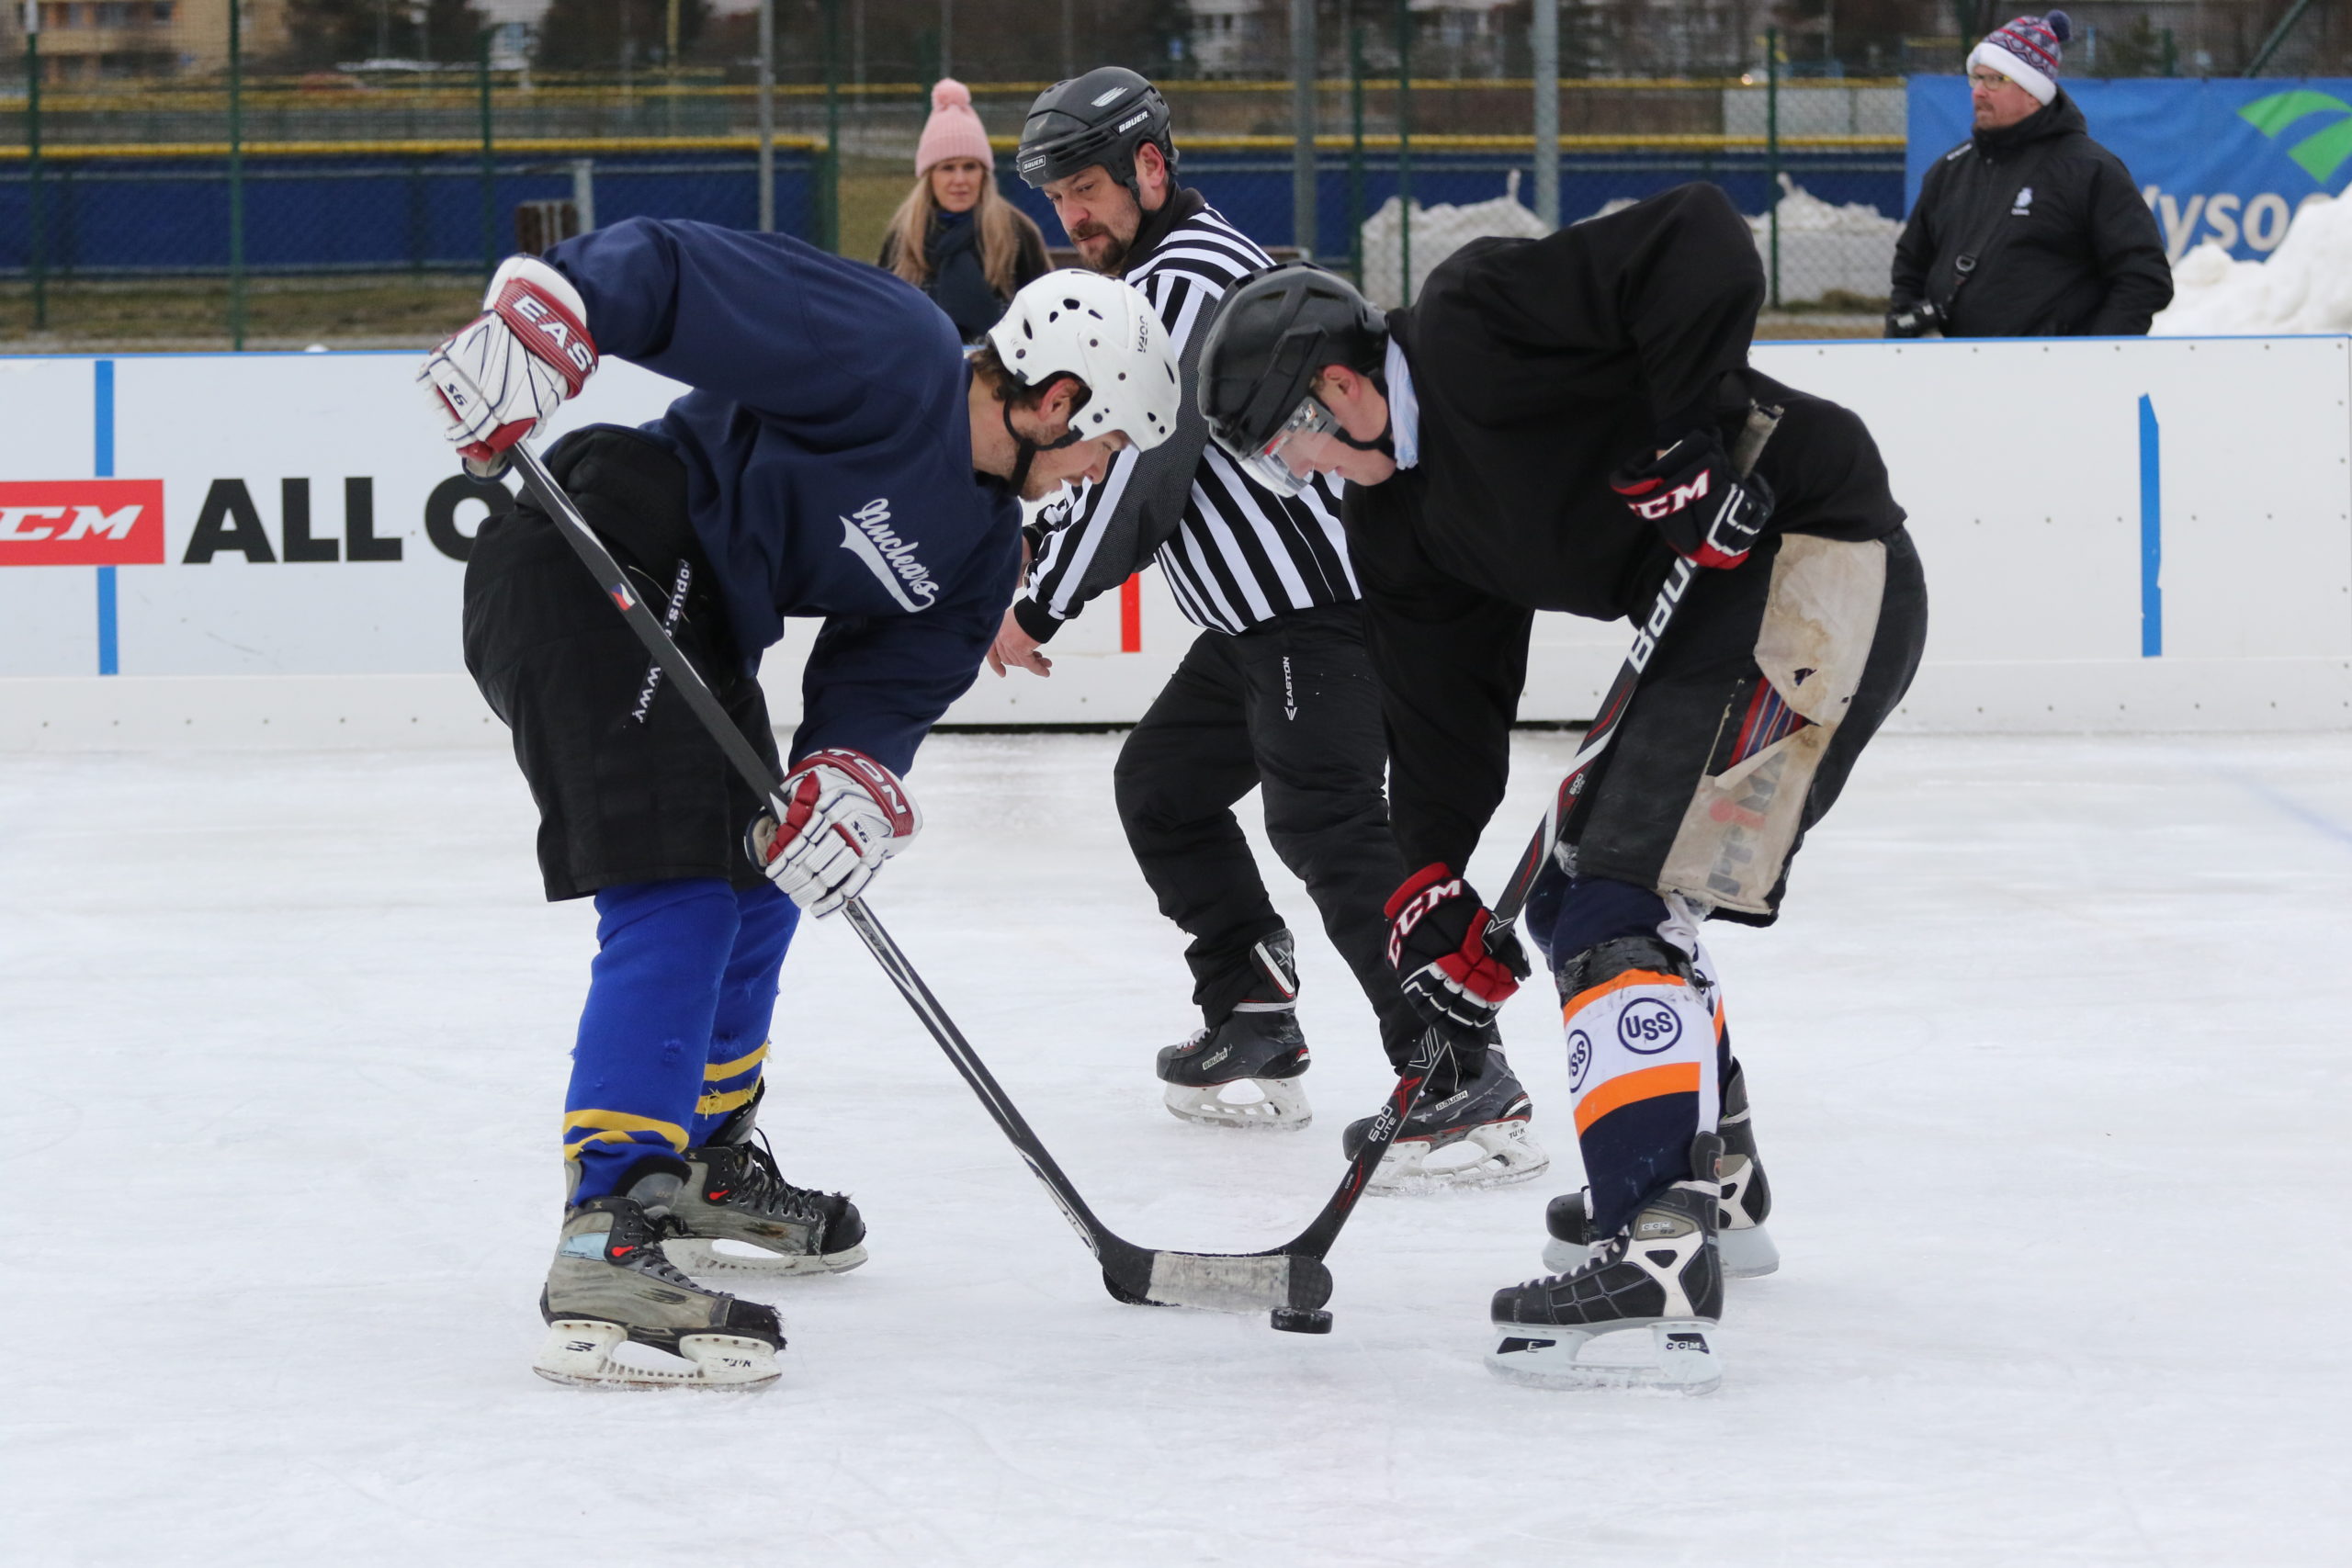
[1012,597,1062,644]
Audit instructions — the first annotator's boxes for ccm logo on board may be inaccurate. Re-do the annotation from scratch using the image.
[0,480,167,566]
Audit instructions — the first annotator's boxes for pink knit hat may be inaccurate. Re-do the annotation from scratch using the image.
[916,79,993,175]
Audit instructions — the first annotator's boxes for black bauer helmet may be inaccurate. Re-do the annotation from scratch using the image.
[1197,265,1390,495]
[1016,66,1177,200]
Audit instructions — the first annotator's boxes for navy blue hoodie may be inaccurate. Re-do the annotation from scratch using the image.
[545,218,1021,775]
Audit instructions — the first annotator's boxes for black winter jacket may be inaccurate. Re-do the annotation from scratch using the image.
[877,207,1050,344]
[1890,89,2172,337]
[1345,183,1905,871]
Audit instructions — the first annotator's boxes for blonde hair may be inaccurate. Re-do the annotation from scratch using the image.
[887,163,1028,299]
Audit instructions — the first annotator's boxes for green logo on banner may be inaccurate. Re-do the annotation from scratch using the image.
[2239,92,2352,186]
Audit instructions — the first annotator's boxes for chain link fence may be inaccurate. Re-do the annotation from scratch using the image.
[5,51,1907,347]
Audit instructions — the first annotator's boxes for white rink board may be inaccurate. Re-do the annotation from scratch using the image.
[1,336,2346,747]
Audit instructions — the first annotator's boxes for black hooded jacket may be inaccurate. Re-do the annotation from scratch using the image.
[1890,88,2172,337]
[1346,183,1905,870]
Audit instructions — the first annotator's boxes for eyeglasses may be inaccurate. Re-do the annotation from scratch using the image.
[1231,395,1343,496]
[1969,70,2017,90]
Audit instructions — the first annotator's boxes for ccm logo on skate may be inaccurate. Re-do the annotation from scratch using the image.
[1494,1337,1558,1354]
[0,480,166,566]
[1617,999,1683,1053]
[1663,1332,1712,1354]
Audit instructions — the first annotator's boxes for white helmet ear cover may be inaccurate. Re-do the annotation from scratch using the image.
[986,269,1182,452]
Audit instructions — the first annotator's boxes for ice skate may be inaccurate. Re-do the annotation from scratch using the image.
[534,1168,786,1392]
[1340,1048,1548,1193]
[1543,1061,1778,1279]
[661,1088,869,1279]
[1154,931,1312,1131]
[1487,1139,1724,1394]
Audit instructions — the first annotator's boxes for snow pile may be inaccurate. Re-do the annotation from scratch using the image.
[1743,175,1901,306]
[2150,196,2352,334]
[1358,169,1551,307]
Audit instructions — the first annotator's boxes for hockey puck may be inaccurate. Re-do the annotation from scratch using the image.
[1270,1307,1333,1335]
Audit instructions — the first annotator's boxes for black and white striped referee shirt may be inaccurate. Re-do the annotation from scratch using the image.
[1009,191,1360,642]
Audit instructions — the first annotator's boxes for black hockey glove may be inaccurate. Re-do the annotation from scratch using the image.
[1609,428,1776,571]
[1385,863,1530,1032]
[1884,299,1942,339]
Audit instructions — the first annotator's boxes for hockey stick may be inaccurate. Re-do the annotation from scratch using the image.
[1485,402,1784,938]
[505,436,1416,1328]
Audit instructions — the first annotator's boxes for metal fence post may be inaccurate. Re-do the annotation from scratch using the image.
[757,0,775,231]
[1292,0,1316,259]
[229,0,245,350]
[24,6,44,332]
[1532,0,1558,229]
[1348,24,1365,287]
[480,31,498,278]
[1765,26,1781,310]
[1396,0,1412,303]
[822,0,841,250]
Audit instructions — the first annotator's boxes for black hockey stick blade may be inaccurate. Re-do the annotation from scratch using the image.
[1092,1046,1434,1316]
[1488,402,1784,933]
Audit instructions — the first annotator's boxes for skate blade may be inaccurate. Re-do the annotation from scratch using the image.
[1369,1120,1549,1195]
[1161,1077,1312,1132]
[1550,1225,1777,1280]
[661,1236,870,1279]
[1718,1223,1780,1280]
[1485,1319,1721,1394]
[532,1320,781,1393]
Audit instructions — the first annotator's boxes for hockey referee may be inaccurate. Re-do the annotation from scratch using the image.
[991,66,1545,1190]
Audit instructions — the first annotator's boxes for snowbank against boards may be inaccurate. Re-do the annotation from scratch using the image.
[2154,195,2352,334]
[0,335,2346,747]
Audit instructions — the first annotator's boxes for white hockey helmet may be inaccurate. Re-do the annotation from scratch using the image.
[985,269,1180,451]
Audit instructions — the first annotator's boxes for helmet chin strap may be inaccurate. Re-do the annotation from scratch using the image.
[1003,396,1085,494]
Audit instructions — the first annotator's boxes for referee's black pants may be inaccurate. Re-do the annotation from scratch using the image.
[1113,603,1416,1056]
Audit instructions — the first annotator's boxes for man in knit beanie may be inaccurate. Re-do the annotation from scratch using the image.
[1888,12,2172,338]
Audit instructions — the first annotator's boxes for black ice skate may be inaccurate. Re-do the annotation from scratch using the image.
[535,1167,786,1392]
[1487,1136,1725,1394]
[661,1086,868,1280]
[1543,1060,1778,1280]
[1154,930,1312,1131]
[1340,1047,1548,1193]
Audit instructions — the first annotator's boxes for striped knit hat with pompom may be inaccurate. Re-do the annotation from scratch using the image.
[1971,12,2072,106]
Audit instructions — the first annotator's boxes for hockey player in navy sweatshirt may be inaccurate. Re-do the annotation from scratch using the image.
[421,220,1180,1390]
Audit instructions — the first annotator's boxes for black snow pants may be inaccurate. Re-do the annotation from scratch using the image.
[1112,603,1418,1059]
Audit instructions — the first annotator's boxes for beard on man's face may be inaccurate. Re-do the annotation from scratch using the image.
[1069,222,1132,275]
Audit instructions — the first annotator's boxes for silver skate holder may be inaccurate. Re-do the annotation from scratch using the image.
[1485,1321,1723,1395]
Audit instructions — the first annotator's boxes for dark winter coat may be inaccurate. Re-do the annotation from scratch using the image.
[1890,89,2173,338]
[878,207,1051,344]
[1346,183,1905,870]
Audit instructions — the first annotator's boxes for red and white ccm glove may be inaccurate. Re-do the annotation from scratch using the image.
[1384,863,1529,1031]
[419,255,598,477]
[1609,427,1775,570]
[750,750,922,918]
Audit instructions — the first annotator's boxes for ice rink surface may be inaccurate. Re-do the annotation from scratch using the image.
[4,729,2346,1566]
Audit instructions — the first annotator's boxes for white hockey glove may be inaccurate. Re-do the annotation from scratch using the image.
[419,255,598,477]
[750,749,922,917]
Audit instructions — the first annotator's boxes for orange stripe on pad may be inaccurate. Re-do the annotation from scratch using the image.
[1561,967,1689,1021]
[1574,1061,1702,1134]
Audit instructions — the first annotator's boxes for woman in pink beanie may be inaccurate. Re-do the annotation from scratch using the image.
[880,79,1050,343]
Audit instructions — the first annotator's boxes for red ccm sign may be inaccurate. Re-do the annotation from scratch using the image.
[0,480,168,567]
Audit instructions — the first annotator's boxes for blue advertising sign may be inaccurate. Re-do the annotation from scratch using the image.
[1907,77,2352,264]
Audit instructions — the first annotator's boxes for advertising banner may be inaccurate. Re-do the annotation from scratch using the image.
[1908,77,2352,263]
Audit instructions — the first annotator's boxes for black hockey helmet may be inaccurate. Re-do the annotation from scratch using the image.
[1197,265,1390,492]
[1016,67,1177,200]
